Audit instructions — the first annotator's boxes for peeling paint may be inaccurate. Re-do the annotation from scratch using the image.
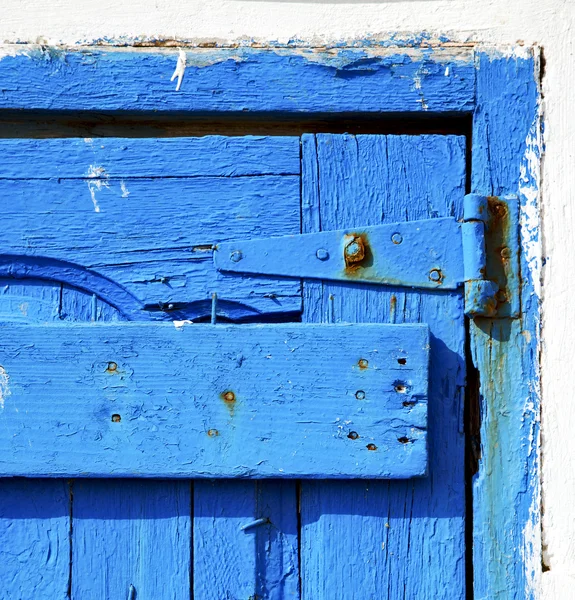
[120,180,130,198]
[173,320,194,329]
[0,366,11,410]
[170,48,186,91]
[519,111,542,299]
[85,165,108,213]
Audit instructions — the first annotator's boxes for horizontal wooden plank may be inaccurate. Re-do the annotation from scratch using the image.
[0,47,475,113]
[0,136,300,179]
[0,322,429,478]
[0,175,301,316]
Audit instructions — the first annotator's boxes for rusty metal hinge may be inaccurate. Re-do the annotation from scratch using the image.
[214,194,520,318]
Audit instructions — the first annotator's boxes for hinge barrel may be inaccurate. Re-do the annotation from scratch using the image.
[462,194,498,317]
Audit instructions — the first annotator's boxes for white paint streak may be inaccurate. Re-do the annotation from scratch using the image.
[86,164,108,213]
[0,366,11,410]
[173,320,194,329]
[171,48,186,91]
[520,108,543,299]
[120,180,130,198]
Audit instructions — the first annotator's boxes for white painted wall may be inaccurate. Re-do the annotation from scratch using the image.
[1,1,573,596]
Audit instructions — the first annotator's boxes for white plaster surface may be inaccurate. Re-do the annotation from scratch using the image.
[0,1,573,597]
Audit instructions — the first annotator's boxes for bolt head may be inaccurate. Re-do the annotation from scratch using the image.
[429,269,442,283]
[316,248,330,261]
[344,236,365,264]
[230,250,243,263]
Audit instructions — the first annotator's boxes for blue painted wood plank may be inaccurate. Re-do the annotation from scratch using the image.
[0,322,429,478]
[194,480,299,599]
[299,134,467,598]
[0,479,71,599]
[0,173,301,317]
[0,136,300,178]
[471,49,541,600]
[0,281,73,600]
[0,47,475,113]
[71,479,191,600]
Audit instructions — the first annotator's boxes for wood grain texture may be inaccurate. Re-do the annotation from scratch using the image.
[471,50,541,600]
[0,479,71,600]
[0,136,301,318]
[0,47,475,113]
[194,480,299,599]
[299,134,467,599]
[0,136,300,178]
[0,322,428,478]
[71,479,191,600]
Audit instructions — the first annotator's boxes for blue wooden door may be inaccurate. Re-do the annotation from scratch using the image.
[0,133,466,599]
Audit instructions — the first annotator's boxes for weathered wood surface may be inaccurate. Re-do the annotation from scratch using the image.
[0,136,301,318]
[0,47,475,113]
[471,49,541,600]
[0,322,429,478]
[299,134,467,598]
[71,480,191,599]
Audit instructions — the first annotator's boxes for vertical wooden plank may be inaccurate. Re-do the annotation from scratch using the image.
[71,480,191,600]
[194,481,299,599]
[0,280,71,599]
[61,287,192,599]
[471,49,541,599]
[0,480,71,599]
[300,134,467,599]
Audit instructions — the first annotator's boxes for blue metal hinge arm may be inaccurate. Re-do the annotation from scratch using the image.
[214,194,519,318]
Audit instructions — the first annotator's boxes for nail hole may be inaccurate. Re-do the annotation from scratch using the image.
[394,382,408,393]
[397,358,407,365]
[402,400,417,407]
[398,437,411,444]
[111,414,121,423]
[366,443,377,451]
[347,431,359,440]
[355,390,366,400]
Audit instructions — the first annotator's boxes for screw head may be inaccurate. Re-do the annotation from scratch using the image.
[429,269,443,283]
[344,236,365,264]
[391,233,403,245]
[355,390,366,400]
[316,248,330,261]
[500,247,511,259]
[230,250,243,263]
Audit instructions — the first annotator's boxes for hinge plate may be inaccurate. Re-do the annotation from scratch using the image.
[214,195,520,318]
[215,218,465,290]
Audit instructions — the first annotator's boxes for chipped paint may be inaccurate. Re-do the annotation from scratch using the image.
[519,112,543,299]
[85,165,108,213]
[0,366,11,410]
[173,320,194,329]
[170,48,186,91]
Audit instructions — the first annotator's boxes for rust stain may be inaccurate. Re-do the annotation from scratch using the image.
[106,361,118,373]
[220,390,236,415]
[207,429,220,437]
[366,443,378,451]
[111,414,121,422]
[390,294,397,322]
[343,232,374,276]
[358,358,369,370]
